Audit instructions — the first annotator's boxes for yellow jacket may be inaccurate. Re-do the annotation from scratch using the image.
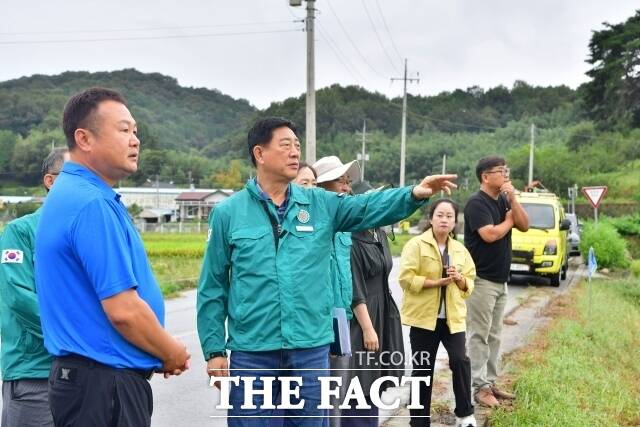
[399,230,476,333]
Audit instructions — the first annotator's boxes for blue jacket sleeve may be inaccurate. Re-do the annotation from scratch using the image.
[0,222,43,337]
[331,186,426,233]
[197,207,231,357]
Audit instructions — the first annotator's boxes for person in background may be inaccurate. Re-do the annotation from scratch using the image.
[464,156,528,408]
[313,155,360,426]
[342,182,405,426]
[35,88,190,426]
[0,148,69,427]
[294,161,317,188]
[399,198,477,427]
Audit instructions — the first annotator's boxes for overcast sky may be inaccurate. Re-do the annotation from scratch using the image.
[1,1,638,109]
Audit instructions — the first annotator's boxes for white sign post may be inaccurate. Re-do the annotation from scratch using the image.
[581,186,608,225]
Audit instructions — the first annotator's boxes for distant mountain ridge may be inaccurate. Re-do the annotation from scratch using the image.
[0,69,257,150]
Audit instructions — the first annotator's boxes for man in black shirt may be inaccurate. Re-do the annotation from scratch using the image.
[464,156,528,408]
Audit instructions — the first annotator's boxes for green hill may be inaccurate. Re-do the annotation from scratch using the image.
[0,69,638,202]
[0,69,257,151]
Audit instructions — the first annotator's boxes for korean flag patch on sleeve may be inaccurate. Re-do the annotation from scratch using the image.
[1,249,24,264]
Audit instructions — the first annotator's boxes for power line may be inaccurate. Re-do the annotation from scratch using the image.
[316,24,365,82]
[0,20,298,36]
[360,0,400,74]
[373,0,403,64]
[324,0,388,80]
[0,28,302,46]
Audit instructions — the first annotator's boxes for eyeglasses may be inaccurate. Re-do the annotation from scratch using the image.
[485,167,510,177]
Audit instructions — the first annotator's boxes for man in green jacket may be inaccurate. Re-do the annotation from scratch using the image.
[0,148,68,427]
[198,117,456,426]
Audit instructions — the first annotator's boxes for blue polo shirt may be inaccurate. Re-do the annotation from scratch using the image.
[255,178,289,223]
[35,162,164,369]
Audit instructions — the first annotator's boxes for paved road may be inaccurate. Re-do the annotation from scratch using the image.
[151,256,578,426]
[0,257,579,426]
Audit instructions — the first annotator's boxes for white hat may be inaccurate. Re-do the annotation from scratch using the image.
[313,156,361,184]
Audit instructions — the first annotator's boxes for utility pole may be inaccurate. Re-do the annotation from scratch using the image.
[356,120,369,181]
[440,154,446,197]
[305,0,316,163]
[155,174,160,209]
[391,59,419,187]
[528,123,535,185]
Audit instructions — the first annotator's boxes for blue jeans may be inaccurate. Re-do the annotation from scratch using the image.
[228,345,329,427]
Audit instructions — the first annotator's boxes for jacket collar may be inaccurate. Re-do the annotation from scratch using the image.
[245,178,310,206]
[420,228,451,250]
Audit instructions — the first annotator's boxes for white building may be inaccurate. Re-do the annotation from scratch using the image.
[115,186,233,222]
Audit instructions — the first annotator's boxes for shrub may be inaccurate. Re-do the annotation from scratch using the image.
[606,213,640,236]
[631,260,640,278]
[579,221,630,269]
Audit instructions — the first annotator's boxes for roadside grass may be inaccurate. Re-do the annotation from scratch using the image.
[149,255,204,297]
[490,278,640,426]
[625,235,640,259]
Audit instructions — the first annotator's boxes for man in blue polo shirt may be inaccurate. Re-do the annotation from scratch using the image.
[35,87,190,426]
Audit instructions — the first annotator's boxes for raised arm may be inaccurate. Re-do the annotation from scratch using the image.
[501,182,529,232]
[333,174,458,233]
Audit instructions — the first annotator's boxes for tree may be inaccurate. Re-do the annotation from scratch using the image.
[0,130,18,173]
[209,159,246,190]
[567,122,597,151]
[10,129,65,184]
[582,10,640,130]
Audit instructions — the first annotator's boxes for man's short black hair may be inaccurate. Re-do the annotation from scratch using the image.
[247,117,298,166]
[62,87,127,149]
[475,156,506,182]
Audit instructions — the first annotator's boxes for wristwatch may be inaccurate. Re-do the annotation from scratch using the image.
[208,351,228,360]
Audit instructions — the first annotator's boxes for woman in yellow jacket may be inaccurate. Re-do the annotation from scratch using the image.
[399,198,477,427]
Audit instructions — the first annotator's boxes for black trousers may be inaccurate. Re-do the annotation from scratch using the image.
[409,320,473,427]
[49,355,153,427]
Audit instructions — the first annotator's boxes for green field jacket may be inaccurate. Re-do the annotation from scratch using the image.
[197,179,425,355]
[0,209,52,380]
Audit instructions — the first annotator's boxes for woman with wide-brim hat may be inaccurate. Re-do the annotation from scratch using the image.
[312,156,360,427]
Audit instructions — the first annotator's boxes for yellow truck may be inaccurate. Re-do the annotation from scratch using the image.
[510,191,571,286]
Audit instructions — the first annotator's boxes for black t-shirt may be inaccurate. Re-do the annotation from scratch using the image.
[464,190,512,283]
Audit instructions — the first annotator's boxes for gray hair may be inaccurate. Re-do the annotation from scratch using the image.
[41,147,69,176]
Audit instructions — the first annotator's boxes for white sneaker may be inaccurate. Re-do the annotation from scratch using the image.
[456,414,477,427]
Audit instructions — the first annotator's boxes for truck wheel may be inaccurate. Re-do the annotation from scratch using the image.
[550,271,561,287]
[560,263,567,281]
